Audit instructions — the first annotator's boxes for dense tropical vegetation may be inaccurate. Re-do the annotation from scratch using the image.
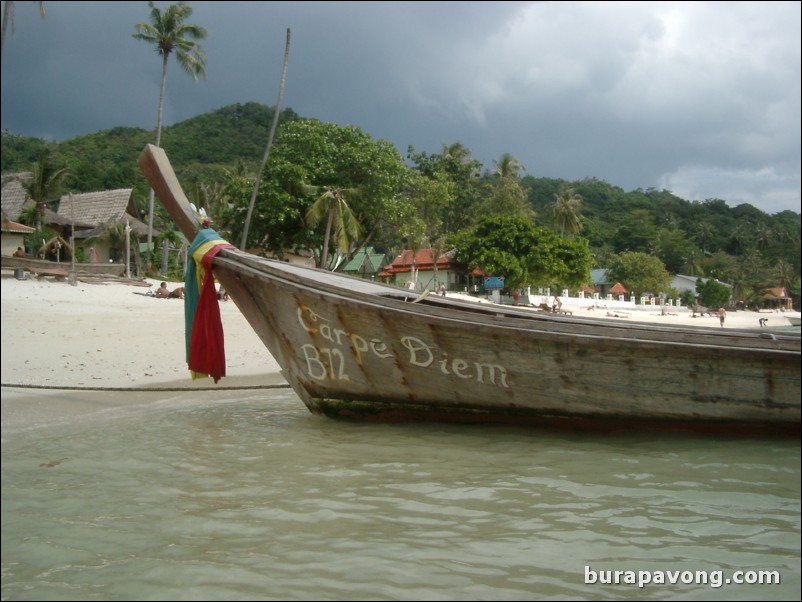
[2,101,799,308]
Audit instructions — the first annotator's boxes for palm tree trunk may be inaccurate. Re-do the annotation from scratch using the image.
[146,53,169,271]
[1,1,13,62]
[241,28,291,250]
[321,206,334,270]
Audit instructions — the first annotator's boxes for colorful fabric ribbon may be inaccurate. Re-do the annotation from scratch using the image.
[185,228,235,382]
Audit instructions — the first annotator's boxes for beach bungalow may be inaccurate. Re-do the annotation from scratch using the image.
[590,268,612,297]
[670,274,701,296]
[341,246,387,280]
[1,219,35,256]
[55,189,150,263]
[378,248,467,292]
[763,287,793,311]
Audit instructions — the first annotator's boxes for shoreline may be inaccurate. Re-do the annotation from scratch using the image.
[2,272,798,436]
[1,273,285,439]
[3,273,798,392]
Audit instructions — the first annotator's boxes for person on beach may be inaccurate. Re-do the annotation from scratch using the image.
[154,282,184,299]
[13,246,25,257]
[552,296,562,312]
[717,306,726,327]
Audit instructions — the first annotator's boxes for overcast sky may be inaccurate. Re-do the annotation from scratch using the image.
[1,1,800,214]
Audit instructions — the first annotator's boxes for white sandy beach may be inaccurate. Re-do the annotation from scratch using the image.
[1,274,282,391]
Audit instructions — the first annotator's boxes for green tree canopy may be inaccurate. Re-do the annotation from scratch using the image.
[224,120,406,265]
[451,215,592,290]
[408,142,484,234]
[696,278,731,309]
[606,251,672,296]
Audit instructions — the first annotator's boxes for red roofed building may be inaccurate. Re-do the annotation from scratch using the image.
[378,248,475,293]
[609,282,628,295]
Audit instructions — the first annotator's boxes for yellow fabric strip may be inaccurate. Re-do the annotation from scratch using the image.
[192,239,229,263]
[191,238,230,294]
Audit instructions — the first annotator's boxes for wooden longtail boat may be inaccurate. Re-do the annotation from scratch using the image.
[139,144,801,436]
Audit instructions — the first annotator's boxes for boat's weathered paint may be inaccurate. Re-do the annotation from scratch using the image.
[139,144,801,436]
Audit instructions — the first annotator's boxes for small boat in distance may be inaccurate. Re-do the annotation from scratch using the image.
[1,254,126,278]
[139,144,801,436]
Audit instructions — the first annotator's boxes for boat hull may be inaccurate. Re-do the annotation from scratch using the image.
[214,252,800,436]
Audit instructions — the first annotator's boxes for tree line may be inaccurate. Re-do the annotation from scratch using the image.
[2,105,799,308]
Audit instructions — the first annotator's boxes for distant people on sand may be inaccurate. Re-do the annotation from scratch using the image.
[13,246,25,258]
[218,286,230,301]
[717,306,726,327]
[87,247,100,263]
[552,296,562,312]
[154,282,184,299]
[439,284,447,297]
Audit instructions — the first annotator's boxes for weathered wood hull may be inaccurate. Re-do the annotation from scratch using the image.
[215,252,800,435]
[139,144,801,435]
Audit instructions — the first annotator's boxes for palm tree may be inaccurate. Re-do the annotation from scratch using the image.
[306,188,360,270]
[549,184,583,237]
[681,249,704,277]
[693,220,715,255]
[773,259,796,291]
[20,148,68,230]
[731,221,756,253]
[1,1,45,62]
[493,153,524,179]
[133,1,207,267]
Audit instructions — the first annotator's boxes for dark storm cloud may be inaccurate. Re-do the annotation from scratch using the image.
[1,1,799,214]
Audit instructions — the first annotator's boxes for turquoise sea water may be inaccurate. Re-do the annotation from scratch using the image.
[2,388,800,601]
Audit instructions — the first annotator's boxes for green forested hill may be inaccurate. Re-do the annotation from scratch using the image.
[1,101,299,202]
